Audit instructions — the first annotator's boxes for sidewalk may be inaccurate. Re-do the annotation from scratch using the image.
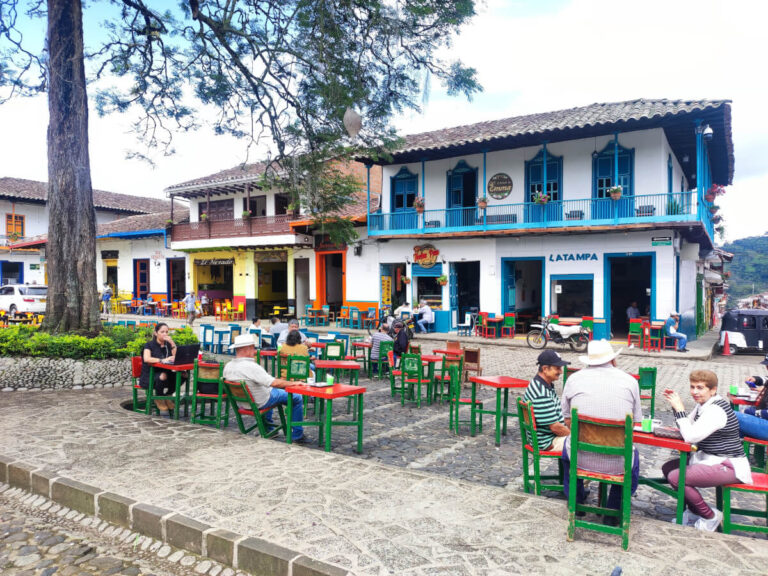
[2,372,766,574]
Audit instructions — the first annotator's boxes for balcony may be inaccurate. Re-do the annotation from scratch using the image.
[171,214,301,243]
[369,192,711,237]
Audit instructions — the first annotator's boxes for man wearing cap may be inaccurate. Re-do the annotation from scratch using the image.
[223,334,306,443]
[665,311,688,352]
[734,353,768,440]
[523,350,571,452]
[561,339,643,521]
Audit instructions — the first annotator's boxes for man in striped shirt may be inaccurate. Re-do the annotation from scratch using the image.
[523,350,571,451]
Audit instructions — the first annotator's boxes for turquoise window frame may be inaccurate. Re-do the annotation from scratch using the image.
[591,141,634,199]
[390,167,418,213]
[549,274,595,317]
[525,149,563,201]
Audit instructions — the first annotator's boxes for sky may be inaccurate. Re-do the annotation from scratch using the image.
[0,0,765,243]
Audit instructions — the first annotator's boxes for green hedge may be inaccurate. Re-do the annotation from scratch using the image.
[0,325,199,360]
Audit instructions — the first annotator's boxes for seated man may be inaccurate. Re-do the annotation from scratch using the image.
[277,318,308,345]
[626,301,640,323]
[416,300,434,333]
[524,350,571,452]
[223,334,306,442]
[665,311,688,352]
[269,316,289,336]
[369,324,394,364]
[561,340,643,523]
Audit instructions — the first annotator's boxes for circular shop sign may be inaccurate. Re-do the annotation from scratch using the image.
[487,173,513,200]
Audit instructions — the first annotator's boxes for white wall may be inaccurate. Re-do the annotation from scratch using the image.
[344,230,380,304]
[381,127,683,210]
[0,200,48,237]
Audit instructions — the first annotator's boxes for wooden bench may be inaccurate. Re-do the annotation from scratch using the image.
[717,471,768,534]
[635,205,656,217]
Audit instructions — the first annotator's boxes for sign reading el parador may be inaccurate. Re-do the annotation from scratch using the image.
[413,244,439,268]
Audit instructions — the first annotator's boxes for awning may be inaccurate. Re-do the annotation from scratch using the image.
[704,269,723,284]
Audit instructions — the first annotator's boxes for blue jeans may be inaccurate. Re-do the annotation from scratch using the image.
[417,318,431,333]
[261,388,304,440]
[562,445,640,510]
[668,331,687,351]
[736,410,768,440]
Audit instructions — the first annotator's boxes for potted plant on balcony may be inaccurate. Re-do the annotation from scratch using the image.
[711,214,723,224]
[532,191,550,205]
[436,274,448,286]
[402,276,411,285]
[715,225,726,238]
[607,185,623,200]
[705,184,726,202]
[477,196,488,210]
[200,213,208,222]
[242,210,251,220]
[412,196,425,214]
[709,204,720,215]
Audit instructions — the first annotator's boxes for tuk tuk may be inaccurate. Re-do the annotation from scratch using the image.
[719,309,768,354]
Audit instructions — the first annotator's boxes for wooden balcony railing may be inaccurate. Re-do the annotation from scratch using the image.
[171,214,300,242]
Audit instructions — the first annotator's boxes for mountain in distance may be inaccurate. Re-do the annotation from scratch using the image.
[722,234,768,300]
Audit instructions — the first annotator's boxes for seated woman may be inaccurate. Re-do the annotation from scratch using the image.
[278,329,312,378]
[139,323,177,418]
[734,353,768,439]
[662,369,752,530]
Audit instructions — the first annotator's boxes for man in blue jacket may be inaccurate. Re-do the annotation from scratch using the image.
[664,311,688,352]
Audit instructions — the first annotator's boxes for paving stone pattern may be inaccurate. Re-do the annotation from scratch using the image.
[2,342,768,574]
[0,483,233,576]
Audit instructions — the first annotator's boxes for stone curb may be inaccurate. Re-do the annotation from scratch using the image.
[0,452,350,576]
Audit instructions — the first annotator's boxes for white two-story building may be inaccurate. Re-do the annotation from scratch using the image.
[361,99,733,339]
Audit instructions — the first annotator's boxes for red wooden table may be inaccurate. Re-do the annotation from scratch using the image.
[468,375,528,445]
[285,383,366,452]
[433,348,463,356]
[149,362,195,420]
[485,317,503,338]
[314,360,361,387]
[728,393,758,411]
[633,428,694,524]
[351,341,372,371]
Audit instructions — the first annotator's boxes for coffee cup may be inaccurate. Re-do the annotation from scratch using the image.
[729,384,739,395]
[326,375,334,386]
[641,418,652,433]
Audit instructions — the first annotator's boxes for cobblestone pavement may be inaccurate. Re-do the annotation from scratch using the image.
[2,340,768,574]
[0,483,234,576]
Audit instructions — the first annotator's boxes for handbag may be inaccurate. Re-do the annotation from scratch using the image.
[653,426,684,440]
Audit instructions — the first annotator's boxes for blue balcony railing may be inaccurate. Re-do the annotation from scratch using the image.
[369,192,702,235]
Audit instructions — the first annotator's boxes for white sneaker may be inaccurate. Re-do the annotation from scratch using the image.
[694,508,722,532]
[675,509,702,526]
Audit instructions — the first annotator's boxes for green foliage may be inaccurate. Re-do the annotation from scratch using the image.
[722,234,768,300]
[0,325,199,360]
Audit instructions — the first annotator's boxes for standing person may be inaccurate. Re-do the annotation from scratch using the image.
[626,301,640,322]
[139,323,177,418]
[101,282,112,315]
[561,340,643,522]
[182,291,197,326]
[223,334,306,443]
[733,353,768,439]
[391,320,410,365]
[199,293,210,316]
[524,350,571,452]
[662,370,752,530]
[416,300,434,333]
[665,311,688,352]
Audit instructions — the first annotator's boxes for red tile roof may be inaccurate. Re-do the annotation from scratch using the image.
[0,177,171,214]
[97,206,190,236]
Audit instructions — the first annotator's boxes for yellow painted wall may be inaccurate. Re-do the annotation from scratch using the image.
[257,262,288,300]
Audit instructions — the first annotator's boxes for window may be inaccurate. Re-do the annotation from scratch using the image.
[592,142,634,199]
[5,214,24,238]
[525,149,562,201]
[391,167,417,211]
[667,154,673,194]
[198,199,233,221]
[741,316,756,329]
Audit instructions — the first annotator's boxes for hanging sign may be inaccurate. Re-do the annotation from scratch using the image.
[381,276,392,306]
[652,236,672,246]
[254,251,287,263]
[194,258,234,266]
[487,173,513,199]
[413,244,439,268]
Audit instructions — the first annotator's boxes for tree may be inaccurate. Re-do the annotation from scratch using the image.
[0,0,481,332]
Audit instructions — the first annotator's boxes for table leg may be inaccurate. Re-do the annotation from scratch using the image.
[325,399,333,452]
[502,389,509,436]
[286,394,293,445]
[494,388,502,447]
[318,399,325,447]
[470,383,477,437]
[172,372,183,420]
[356,393,364,454]
[676,452,688,524]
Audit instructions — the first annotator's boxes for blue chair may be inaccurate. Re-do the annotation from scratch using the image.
[199,324,215,351]
[334,334,351,357]
[300,304,314,327]
[349,307,361,329]
[337,306,349,328]
[213,328,230,354]
[320,304,331,326]
[228,324,242,354]
[261,333,276,349]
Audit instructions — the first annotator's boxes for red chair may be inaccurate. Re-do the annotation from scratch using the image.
[476,313,496,338]
[130,356,155,415]
[642,322,661,352]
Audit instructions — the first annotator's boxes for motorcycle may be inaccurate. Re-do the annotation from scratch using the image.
[526,315,590,352]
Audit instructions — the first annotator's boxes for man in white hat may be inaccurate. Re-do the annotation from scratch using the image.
[561,339,643,523]
[664,311,688,352]
[222,334,306,443]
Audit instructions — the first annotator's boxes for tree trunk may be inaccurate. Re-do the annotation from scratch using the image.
[42,0,100,333]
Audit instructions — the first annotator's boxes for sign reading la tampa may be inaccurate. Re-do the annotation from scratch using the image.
[413,244,439,268]
[549,253,598,262]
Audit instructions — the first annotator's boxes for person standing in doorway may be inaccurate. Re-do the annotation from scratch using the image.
[182,291,197,326]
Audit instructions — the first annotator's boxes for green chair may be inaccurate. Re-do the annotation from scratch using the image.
[501,313,516,338]
[371,341,394,379]
[563,365,580,384]
[323,341,345,361]
[717,471,768,535]
[433,353,464,404]
[517,399,564,495]
[627,319,642,347]
[386,350,403,399]
[566,408,634,551]
[190,360,229,429]
[400,353,430,408]
[637,367,657,418]
[447,365,483,434]
[223,379,286,439]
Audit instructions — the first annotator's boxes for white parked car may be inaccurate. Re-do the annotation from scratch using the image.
[0,284,47,316]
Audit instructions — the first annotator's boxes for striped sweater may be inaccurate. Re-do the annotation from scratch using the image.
[674,397,743,458]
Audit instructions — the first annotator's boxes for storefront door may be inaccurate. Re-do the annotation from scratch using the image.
[166,258,186,301]
[502,258,543,330]
[605,253,654,336]
[133,259,149,299]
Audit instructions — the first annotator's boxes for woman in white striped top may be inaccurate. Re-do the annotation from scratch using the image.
[661,369,752,531]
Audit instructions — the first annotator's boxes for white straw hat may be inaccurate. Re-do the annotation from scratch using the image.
[229,334,256,351]
[578,339,622,366]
